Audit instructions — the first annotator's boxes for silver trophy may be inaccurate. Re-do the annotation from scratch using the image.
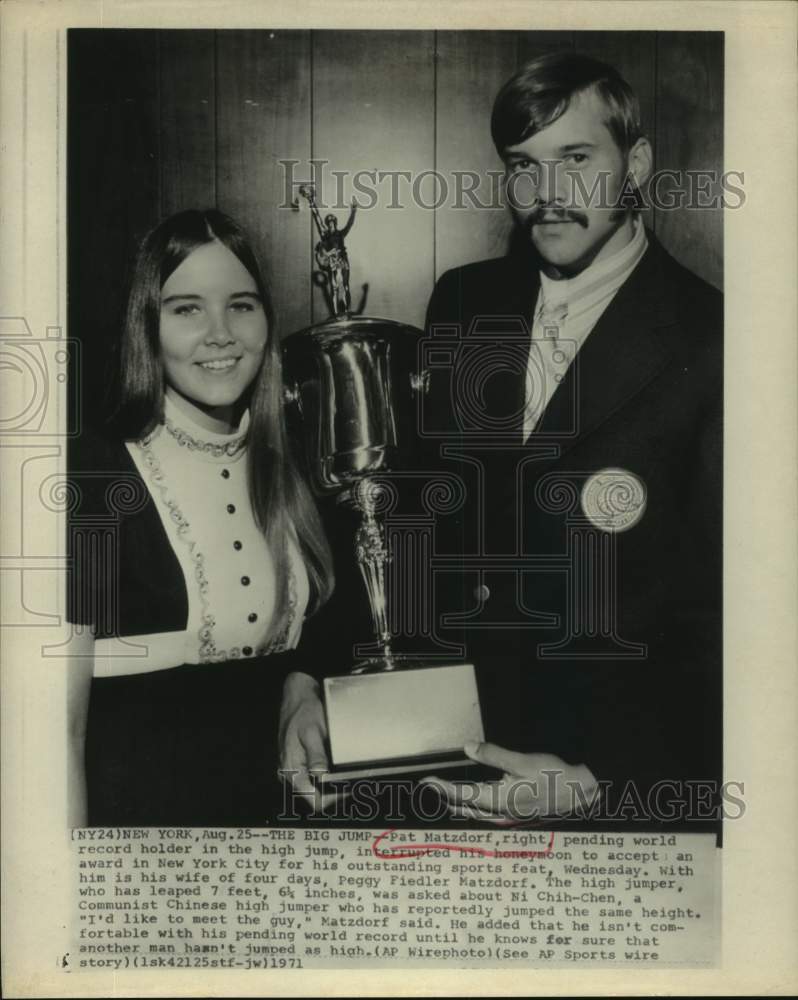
[283,185,484,781]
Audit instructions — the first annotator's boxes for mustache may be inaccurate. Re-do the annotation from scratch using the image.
[527,206,589,228]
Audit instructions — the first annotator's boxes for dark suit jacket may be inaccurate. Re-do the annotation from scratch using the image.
[414,231,723,828]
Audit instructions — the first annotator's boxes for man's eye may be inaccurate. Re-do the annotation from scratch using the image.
[509,159,534,173]
[566,153,588,165]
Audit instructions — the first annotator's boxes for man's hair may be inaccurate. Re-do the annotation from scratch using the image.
[491,51,643,155]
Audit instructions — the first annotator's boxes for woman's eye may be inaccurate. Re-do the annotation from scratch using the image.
[173,303,201,316]
[230,301,256,312]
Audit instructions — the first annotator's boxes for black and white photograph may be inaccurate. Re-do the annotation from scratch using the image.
[65,26,726,831]
[1,1,796,996]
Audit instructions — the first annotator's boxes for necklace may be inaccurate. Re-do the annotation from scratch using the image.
[163,418,246,458]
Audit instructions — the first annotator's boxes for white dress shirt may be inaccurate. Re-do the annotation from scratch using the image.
[522,217,648,441]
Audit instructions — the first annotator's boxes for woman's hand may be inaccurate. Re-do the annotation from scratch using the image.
[420,742,600,825]
[278,671,346,814]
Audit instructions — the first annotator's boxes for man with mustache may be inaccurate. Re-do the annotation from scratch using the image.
[413,51,723,827]
[280,51,722,831]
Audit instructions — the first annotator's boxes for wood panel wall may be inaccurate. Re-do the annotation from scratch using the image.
[68,29,723,424]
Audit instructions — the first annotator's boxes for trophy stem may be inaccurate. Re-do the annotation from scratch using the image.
[351,479,395,672]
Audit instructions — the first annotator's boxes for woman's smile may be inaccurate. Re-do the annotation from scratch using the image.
[159,240,269,433]
[196,356,241,372]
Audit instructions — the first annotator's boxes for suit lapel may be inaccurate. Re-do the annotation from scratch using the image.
[532,236,678,459]
[470,253,539,433]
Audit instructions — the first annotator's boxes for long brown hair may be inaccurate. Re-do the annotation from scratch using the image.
[112,209,334,623]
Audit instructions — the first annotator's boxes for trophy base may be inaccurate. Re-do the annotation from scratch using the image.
[319,662,484,785]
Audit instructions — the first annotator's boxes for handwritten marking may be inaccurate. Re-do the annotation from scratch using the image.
[371,829,555,861]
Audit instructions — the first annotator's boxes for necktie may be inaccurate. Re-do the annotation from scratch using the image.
[523,297,568,439]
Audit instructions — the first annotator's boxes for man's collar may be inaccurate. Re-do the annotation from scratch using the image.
[538,216,648,307]
[531,227,684,447]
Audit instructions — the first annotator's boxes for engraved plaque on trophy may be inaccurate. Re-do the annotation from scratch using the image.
[282,185,484,782]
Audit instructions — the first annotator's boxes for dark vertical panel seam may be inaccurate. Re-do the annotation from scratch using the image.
[156,32,163,219]
[309,29,315,323]
[652,32,660,238]
[432,29,437,285]
[719,32,724,284]
[56,33,61,326]
[719,31,725,174]
[212,30,219,209]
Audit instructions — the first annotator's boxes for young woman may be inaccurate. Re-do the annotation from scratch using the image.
[67,209,333,827]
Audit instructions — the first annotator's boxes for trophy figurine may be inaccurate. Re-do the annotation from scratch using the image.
[283,185,484,782]
[301,184,357,317]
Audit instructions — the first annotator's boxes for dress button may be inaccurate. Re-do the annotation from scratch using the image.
[248,612,258,623]
[241,576,250,586]
[474,584,491,602]
[226,503,236,514]
[243,646,253,656]
[233,540,242,551]
[221,469,230,479]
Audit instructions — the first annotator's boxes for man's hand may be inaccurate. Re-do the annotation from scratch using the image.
[420,742,600,825]
[278,671,347,814]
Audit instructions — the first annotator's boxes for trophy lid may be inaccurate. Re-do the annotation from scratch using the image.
[283,314,423,351]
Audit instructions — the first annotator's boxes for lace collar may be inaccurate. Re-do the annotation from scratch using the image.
[155,395,250,460]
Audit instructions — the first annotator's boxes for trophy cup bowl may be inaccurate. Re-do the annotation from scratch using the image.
[282,316,412,493]
[283,315,484,782]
